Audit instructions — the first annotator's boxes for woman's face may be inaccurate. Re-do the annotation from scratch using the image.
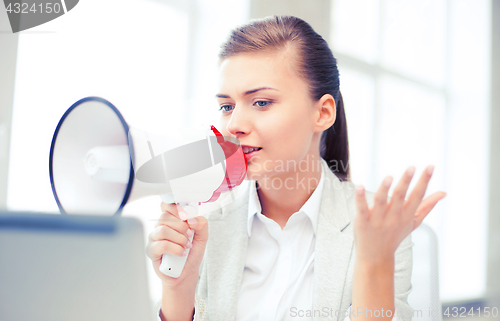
[216,52,322,182]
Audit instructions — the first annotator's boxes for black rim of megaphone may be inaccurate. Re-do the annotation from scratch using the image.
[49,96,135,215]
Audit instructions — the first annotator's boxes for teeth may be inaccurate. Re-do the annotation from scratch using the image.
[243,146,261,154]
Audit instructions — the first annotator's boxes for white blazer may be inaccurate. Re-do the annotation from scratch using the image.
[159,158,414,321]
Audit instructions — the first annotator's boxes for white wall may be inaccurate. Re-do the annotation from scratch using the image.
[331,0,491,303]
[4,0,249,304]
[0,5,18,209]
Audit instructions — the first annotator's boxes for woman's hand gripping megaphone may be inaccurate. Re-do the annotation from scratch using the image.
[146,202,209,286]
[148,126,246,278]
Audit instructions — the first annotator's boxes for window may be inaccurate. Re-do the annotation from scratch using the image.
[331,0,491,302]
[7,0,249,303]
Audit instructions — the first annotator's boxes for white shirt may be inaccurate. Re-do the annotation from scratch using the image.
[235,170,325,321]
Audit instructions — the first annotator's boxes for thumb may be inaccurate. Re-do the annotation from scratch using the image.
[413,191,447,230]
[187,215,208,244]
[183,215,209,272]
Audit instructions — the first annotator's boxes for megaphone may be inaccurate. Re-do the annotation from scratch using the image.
[49,96,247,277]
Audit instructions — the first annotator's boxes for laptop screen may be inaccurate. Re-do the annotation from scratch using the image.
[0,212,155,321]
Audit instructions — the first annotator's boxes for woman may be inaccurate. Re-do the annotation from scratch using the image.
[147,15,446,321]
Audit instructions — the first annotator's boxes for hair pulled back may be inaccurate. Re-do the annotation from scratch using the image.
[218,15,350,181]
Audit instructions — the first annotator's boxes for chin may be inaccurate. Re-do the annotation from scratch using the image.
[244,171,259,181]
[244,167,265,181]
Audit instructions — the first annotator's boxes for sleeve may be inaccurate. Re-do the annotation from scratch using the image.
[392,232,415,321]
[192,294,207,321]
[154,299,162,321]
[342,232,415,321]
[192,252,208,321]
[153,298,199,321]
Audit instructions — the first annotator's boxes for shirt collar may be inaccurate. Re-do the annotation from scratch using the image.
[247,167,325,237]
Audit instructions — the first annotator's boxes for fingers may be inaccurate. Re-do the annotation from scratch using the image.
[153,208,193,240]
[146,203,194,261]
[370,176,393,223]
[146,202,211,284]
[150,224,192,247]
[186,215,208,243]
[160,202,175,216]
[160,202,189,221]
[155,210,180,230]
[146,238,189,259]
[147,223,192,259]
[355,185,370,221]
[412,191,447,230]
[404,165,435,220]
[386,166,415,219]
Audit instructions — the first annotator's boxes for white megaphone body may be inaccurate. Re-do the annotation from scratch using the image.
[49,97,247,278]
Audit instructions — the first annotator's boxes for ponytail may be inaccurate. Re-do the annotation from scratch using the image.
[320,91,350,181]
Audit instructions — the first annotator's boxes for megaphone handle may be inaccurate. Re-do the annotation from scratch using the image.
[159,202,198,278]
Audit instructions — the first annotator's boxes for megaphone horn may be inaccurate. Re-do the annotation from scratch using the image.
[49,96,247,277]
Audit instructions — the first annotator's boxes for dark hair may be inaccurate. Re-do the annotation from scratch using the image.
[218,15,350,181]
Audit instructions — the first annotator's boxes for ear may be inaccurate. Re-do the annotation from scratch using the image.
[313,94,336,132]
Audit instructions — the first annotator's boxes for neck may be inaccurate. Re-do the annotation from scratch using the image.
[256,155,322,229]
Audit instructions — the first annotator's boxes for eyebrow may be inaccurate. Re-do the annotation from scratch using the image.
[215,87,278,99]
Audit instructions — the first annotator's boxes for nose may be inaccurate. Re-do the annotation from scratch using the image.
[225,105,249,137]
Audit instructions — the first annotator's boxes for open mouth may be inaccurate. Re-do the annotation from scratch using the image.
[242,146,262,155]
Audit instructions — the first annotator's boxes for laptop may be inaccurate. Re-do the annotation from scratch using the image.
[0,211,155,321]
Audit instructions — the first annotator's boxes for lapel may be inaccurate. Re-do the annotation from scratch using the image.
[204,159,356,321]
[313,159,355,320]
[205,179,250,320]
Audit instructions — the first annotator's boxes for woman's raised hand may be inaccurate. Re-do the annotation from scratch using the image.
[353,166,446,262]
[146,202,209,288]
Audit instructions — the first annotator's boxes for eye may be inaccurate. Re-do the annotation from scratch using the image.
[254,100,272,108]
[219,105,234,113]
